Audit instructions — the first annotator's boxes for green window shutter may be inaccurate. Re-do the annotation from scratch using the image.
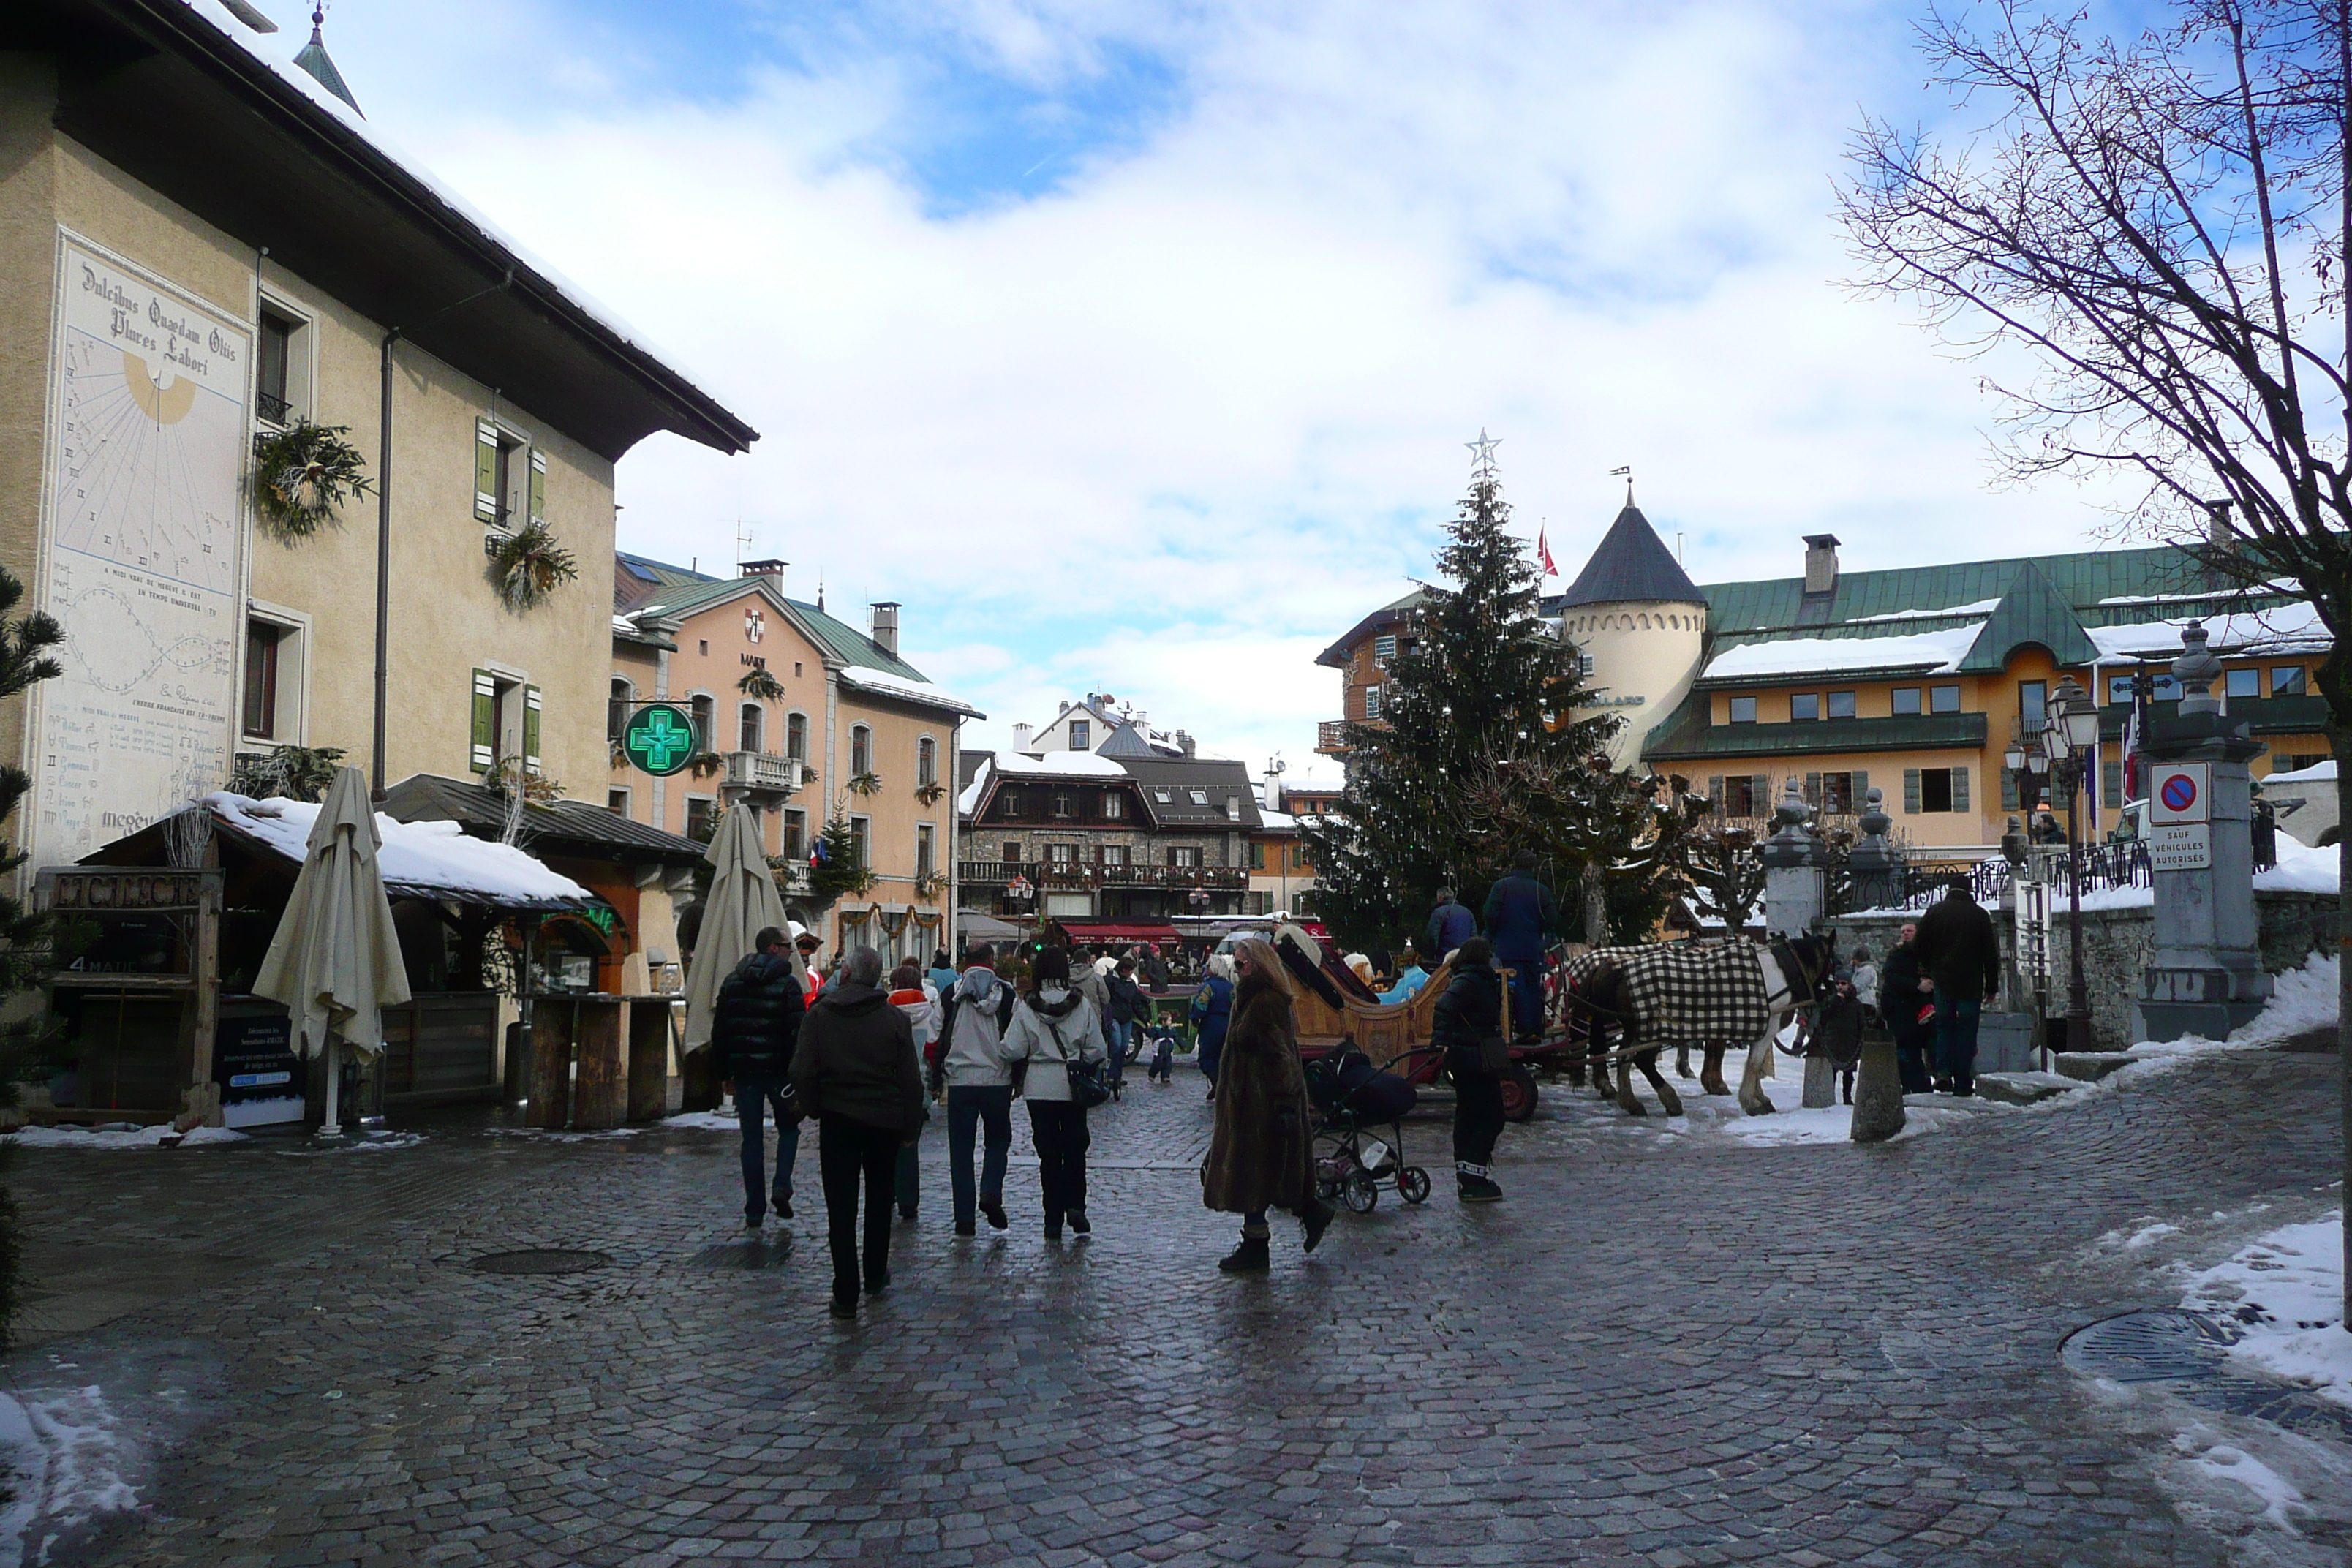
[1853,770,1869,810]
[475,421,500,523]
[2103,759,2124,804]
[470,669,496,772]
[524,684,543,774]
[1950,766,1970,813]
[1903,769,1921,814]
[527,448,547,527]
[1804,772,1822,807]
[2000,767,2019,811]
[1752,775,1771,814]
[1708,775,1724,813]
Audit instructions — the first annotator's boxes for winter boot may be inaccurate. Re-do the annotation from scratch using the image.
[772,1188,793,1220]
[979,1197,1009,1232]
[1456,1161,1503,1203]
[1300,1199,1334,1254]
[1218,1232,1272,1273]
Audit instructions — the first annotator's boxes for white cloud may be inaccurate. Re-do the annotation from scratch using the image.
[257,0,2120,764]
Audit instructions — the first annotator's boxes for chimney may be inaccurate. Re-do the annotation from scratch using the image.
[740,557,788,589]
[1801,535,1840,596]
[869,600,900,657]
[2205,499,2235,548]
[1012,723,1034,753]
[1177,730,1195,757]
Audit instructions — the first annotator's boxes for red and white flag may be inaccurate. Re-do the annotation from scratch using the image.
[1537,526,1559,578]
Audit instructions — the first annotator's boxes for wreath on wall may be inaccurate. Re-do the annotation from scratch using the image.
[251,421,373,541]
[738,668,785,701]
[914,781,948,806]
[489,523,580,612]
[913,870,950,902]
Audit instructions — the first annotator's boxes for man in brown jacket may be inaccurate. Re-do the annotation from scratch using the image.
[792,946,927,1319]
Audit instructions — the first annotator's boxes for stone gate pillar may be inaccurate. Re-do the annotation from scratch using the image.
[1760,781,1835,1107]
[2137,622,2272,1041]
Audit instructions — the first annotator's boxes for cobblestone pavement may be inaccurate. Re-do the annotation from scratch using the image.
[7,1048,2347,1568]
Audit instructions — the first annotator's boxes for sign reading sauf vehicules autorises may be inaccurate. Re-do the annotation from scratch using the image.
[2147,761,2214,872]
[33,235,249,866]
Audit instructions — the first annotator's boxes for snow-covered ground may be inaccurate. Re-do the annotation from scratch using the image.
[0,1125,245,1151]
[2179,1213,2352,1408]
[0,1383,140,1568]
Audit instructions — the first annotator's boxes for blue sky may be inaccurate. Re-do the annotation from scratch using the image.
[231,0,2128,769]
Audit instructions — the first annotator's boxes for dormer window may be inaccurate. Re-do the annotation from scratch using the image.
[1189,788,1209,806]
[1068,720,1090,750]
[1154,788,1172,804]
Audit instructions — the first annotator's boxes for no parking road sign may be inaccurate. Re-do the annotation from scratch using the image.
[2147,761,2212,871]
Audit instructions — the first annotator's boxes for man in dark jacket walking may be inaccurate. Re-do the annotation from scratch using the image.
[1880,921,1934,1094]
[1433,937,1508,1202]
[1482,852,1558,1041]
[712,926,807,1231]
[1424,888,1477,962]
[1912,886,2002,1096]
[793,946,927,1319]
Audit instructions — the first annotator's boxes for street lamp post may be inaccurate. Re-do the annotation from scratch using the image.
[2046,675,2102,1049]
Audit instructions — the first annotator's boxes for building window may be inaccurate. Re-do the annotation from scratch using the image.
[785,809,808,860]
[255,306,307,425]
[1153,788,1172,804]
[1102,843,1128,867]
[917,736,938,788]
[1578,652,1595,677]
[606,788,629,816]
[690,694,715,753]
[1188,789,1209,806]
[1714,774,1766,817]
[1891,686,1922,716]
[1248,841,1266,870]
[739,703,763,753]
[2225,668,2260,698]
[243,618,288,738]
[917,823,936,880]
[1170,845,1201,868]
[685,796,715,841]
[1102,791,1123,819]
[849,816,870,869]
[1049,843,1076,865]
[1929,685,1961,715]
[608,678,633,743]
[1905,767,1970,814]
[698,639,709,657]
[1002,840,1022,862]
[1052,793,1073,818]
[1727,696,1758,724]
[1790,693,1820,722]
[2276,753,2328,773]
[2274,666,2308,696]
[787,712,808,763]
[1813,772,1862,814]
[1827,690,1855,720]
[851,725,872,775]
[1373,634,1398,665]
[1068,719,1090,750]
[1362,685,1383,720]
[2019,680,2046,726]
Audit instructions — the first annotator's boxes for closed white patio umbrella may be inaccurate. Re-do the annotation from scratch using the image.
[254,766,411,1132]
[683,803,788,1055]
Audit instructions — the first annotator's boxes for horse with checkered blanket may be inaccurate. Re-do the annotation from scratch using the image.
[1556,933,1836,1117]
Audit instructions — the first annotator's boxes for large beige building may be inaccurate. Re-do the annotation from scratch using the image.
[0,0,753,875]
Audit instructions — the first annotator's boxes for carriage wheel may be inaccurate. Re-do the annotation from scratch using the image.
[1342,1169,1379,1213]
[1397,1166,1432,1205]
[1499,1065,1539,1123]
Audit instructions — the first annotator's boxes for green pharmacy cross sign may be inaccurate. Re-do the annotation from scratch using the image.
[622,703,700,777]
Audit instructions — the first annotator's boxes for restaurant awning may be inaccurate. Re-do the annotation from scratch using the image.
[1058,921,1183,944]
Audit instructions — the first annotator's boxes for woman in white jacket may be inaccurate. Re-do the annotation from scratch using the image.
[1003,945,1109,1240]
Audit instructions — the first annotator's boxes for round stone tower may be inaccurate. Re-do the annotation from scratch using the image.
[1558,498,1708,771]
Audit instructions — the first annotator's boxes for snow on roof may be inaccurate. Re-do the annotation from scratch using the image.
[1844,600,2000,624]
[1701,622,1986,682]
[1259,809,1300,830]
[2096,583,2297,606]
[992,750,1129,777]
[2268,758,2337,784]
[834,663,984,717]
[181,0,731,418]
[957,758,992,815]
[203,791,589,906]
[2087,602,2331,660]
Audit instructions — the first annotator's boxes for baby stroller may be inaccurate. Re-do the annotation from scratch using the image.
[1303,1040,1432,1213]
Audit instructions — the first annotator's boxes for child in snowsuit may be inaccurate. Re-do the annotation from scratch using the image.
[1812,971,1866,1105]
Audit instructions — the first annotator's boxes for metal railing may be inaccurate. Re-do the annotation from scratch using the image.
[1891,840,2152,911]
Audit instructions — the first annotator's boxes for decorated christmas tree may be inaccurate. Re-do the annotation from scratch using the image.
[0,564,63,1349]
[1305,438,1616,951]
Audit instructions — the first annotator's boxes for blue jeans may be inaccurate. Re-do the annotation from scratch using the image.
[735,1074,799,1221]
[946,1085,1013,1227]
[1103,1019,1129,1085]
[1932,990,1982,1093]
[1500,954,1545,1039]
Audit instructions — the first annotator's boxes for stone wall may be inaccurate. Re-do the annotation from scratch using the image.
[1825,890,2337,1051]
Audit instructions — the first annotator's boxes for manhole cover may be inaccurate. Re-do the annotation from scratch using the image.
[2061,1309,2239,1382]
[471,1248,611,1276]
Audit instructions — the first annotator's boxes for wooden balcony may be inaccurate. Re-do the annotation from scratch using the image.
[1315,720,1349,754]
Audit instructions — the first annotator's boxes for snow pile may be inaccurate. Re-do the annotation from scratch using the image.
[2178,1213,2351,1409]
[2172,1434,2315,1534]
[2255,834,2340,895]
[202,793,587,905]
[1,1124,245,1150]
[2268,758,2337,784]
[0,1384,140,1567]
[660,1110,743,1132]
[2234,952,2338,1046]
[1542,1058,2007,1149]
[1700,622,1986,682]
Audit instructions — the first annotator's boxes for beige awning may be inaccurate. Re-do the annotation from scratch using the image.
[253,766,412,1060]
[682,804,788,1055]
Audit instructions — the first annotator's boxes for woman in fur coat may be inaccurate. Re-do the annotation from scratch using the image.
[1199,938,1335,1272]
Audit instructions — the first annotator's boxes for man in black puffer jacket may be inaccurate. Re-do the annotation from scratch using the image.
[1433,936,1509,1204]
[713,926,807,1231]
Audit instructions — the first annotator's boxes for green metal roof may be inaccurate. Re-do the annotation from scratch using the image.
[1643,704,1989,761]
[1953,559,2100,672]
[616,556,934,685]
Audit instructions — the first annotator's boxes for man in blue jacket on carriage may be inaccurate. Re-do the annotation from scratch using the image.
[1482,851,1558,1043]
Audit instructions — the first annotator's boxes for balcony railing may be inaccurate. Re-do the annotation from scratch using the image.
[960,860,1248,891]
[1315,720,1350,754]
[726,750,799,793]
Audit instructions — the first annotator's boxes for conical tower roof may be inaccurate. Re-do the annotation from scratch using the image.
[293,6,361,113]
[1559,503,1701,608]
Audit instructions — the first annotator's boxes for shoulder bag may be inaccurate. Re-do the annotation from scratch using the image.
[1049,1009,1112,1110]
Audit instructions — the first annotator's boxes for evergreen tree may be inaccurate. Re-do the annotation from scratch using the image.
[1304,459,1614,951]
[0,565,63,1351]
[803,809,876,906]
